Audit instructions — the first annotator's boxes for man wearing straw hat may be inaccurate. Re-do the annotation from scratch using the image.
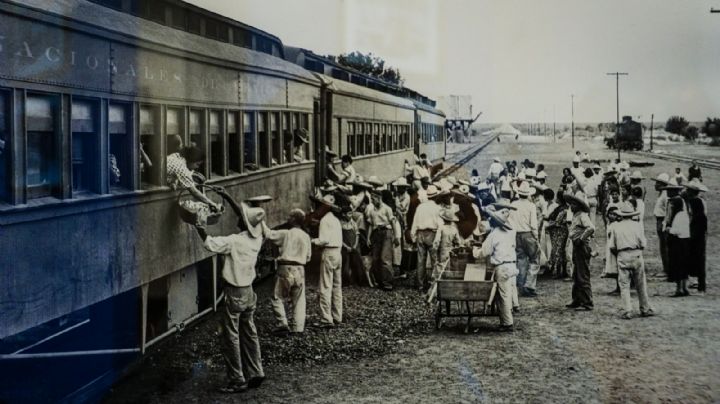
[564,193,595,311]
[474,203,519,331]
[508,181,540,297]
[651,173,672,278]
[194,195,266,393]
[609,202,654,319]
[393,177,413,278]
[365,188,398,291]
[410,185,444,291]
[311,194,344,328]
[264,209,312,335]
[629,170,646,201]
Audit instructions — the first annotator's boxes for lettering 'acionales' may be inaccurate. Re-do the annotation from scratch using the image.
[0,35,218,89]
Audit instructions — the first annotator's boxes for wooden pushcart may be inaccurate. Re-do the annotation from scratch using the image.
[433,248,499,333]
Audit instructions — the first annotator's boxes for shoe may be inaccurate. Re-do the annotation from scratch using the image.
[566,302,580,309]
[272,326,290,336]
[670,291,685,297]
[620,312,633,320]
[320,322,335,329]
[640,309,655,317]
[218,382,248,394]
[248,376,265,389]
[607,289,620,296]
[574,305,593,311]
[381,285,394,291]
[498,324,514,332]
[682,290,690,296]
[512,307,520,314]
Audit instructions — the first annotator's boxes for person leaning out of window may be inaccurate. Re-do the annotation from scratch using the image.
[167,145,221,211]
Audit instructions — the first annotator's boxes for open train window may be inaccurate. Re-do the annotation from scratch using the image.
[301,113,311,160]
[71,98,100,194]
[139,105,161,188]
[166,107,184,155]
[282,112,293,164]
[391,125,398,151]
[381,124,387,153]
[269,112,281,166]
[26,94,60,199]
[227,111,240,174]
[257,112,270,168]
[189,109,207,177]
[374,123,381,154]
[233,28,253,48]
[0,90,9,202]
[205,19,219,40]
[168,4,187,29]
[365,123,372,155]
[243,112,257,170]
[146,1,166,24]
[209,110,224,177]
[108,102,132,190]
[347,122,355,157]
[188,13,202,35]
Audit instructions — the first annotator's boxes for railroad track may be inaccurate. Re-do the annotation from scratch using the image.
[435,134,500,179]
[627,150,720,171]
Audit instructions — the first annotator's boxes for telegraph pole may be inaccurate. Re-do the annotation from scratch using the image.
[650,114,654,151]
[571,94,575,149]
[607,72,628,160]
[553,104,556,142]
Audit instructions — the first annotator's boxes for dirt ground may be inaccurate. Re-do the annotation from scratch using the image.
[105,136,720,403]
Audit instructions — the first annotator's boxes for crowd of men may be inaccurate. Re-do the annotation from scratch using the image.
[183,145,709,394]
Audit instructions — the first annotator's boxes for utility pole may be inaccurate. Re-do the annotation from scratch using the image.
[571,94,575,149]
[553,104,556,142]
[607,72,628,160]
[650,114,654,151]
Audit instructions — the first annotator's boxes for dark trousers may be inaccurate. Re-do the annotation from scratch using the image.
[656,217,669,276]
[371,229,394,288]
[571,240,593,306]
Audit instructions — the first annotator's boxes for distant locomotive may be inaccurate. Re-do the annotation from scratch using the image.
[605,116,643,150]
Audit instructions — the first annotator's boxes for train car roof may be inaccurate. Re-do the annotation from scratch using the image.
[7,0,320,84]
[314,73,416,109]
[412,100,446,117]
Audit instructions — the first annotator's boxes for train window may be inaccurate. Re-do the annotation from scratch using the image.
[109,103,132,190]
[301,113,311,161]
[257,112,270,168]
[140,105,161,188]
[209,110,224,177]
[392,125,398,151]
[374,123,381,154]
[189,109,206,175]
[282,112,292,164]
[243,112,257,169]
[233,28,253,48]
[26,94,59,199]
[188,13,202,35]
[146,1,166,24]
[0,90,9,202]
[269,112,281,166]
[365,123,372,155]
[347,122,355,157]
[166,107,184,154]
[355,122,363,156]
[71,99,100,194]
[217,23,230,42]
[381,124,387,153]
[227,111,240,173]
[205,19,219,40]
[168,4,187,29]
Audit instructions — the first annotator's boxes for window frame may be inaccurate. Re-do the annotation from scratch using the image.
[25,92,62,200]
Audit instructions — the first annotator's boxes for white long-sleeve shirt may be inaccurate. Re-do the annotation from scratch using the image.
[474,226,517,266]
[265,227,312,264]
[508,198,538,236]
[314,212,343,248]
[488,162,504,177]
[204,231,263,287]
[410,200,443,237]
[653,191,668,218]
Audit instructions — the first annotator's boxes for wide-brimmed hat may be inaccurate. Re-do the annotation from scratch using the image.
[239,202,266,238]
[563,193,589,212]
[630,170,643,180]
[490,202,517,211]
[532,183,549,192]
[325,145,338,157]
[458,179,471,186]
[493,157,501,163]
[453,185,474,199]
[310,193,339,210]
[426,185,441,198]
[525,168,537,178]
[436,179,453,192]
[440,209,459,222]
[245,195,273,204]
[516,181,535,196]
[619,162,630,171]
[366,176,384,188]
[535,171,547,180]
[593,163,602,170]
[353,181,374,191]
[294,128,309,144]
[653,173,670,184]
[616,202,640,217]
[393,177,409,187]
[684,178,709,192]
[487,209,512,230]
[603,169,617,176]
[445,176,458,186]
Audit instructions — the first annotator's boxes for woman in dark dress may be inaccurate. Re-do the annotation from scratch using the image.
[685,179,708,294]
[547,190,570,278]
[663,185,691,296]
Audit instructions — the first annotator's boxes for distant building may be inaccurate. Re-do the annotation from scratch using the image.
[437,95,473,121]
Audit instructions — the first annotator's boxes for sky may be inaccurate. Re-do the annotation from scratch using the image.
[188,0,720,124]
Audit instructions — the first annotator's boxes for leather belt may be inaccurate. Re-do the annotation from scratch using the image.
[278,260,304,266]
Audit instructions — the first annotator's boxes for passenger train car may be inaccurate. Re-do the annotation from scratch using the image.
[0,0,446,401]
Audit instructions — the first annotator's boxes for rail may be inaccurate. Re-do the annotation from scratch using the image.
[434,134,500,180]
[627,150,720,171]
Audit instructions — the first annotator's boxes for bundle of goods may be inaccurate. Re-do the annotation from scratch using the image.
[177,184,225,226]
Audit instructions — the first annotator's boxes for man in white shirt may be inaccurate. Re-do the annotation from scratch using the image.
[489,157,504,180]
[406,154,431,190]
[264,209,312,334]
[410,185,444,291]
[652,173,671,277]
[507,181,540,297]
[474,206,518,331]
[312,195,344,328]
[570,155,584,181]
[195,192,266,393]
